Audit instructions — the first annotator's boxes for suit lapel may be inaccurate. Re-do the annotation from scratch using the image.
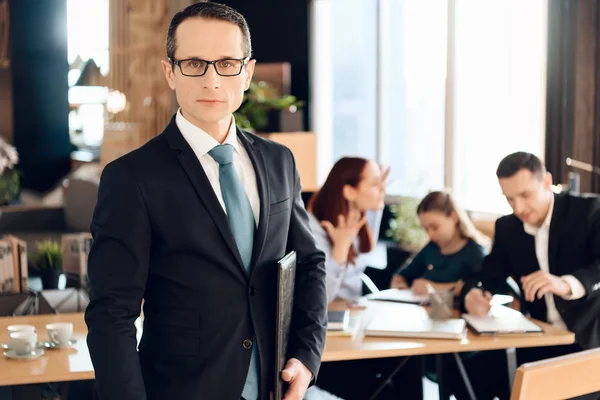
[163,117,246,272]
[548,193,568,274]
[237,129,270,270]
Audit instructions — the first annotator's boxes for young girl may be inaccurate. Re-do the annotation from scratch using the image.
[307,157,388,303]
[391,190,491,294]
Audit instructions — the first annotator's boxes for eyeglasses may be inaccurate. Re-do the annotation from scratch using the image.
[169,57,249,77]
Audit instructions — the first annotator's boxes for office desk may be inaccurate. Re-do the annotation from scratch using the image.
[323,301,575,362]
[0,303,576,399]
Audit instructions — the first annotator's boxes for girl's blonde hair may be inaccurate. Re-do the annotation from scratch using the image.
[417,190,492,251]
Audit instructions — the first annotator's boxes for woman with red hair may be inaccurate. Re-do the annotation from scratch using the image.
[309,157,424,399]
[308,157,387,303]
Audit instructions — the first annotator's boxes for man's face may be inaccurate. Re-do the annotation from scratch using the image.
[498,169,553,227]
[161,17,255,128]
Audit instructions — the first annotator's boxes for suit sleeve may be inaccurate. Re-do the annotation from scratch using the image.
[84,159,151,400]
[461,219,512,299]
[569,198,600,299]
[284,148,328,382]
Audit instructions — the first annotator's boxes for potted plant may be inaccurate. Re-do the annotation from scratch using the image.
[0,137,20,206]
[386,197,428,253]
[234,81,304,132]
[33,240,63,290]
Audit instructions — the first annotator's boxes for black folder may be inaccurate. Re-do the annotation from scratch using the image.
[274,251,296,400]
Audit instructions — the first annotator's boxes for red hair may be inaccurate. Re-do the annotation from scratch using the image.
[308,157,375,264]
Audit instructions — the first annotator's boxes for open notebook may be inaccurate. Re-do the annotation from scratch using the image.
[365,316,467,340]
[462,305,543,336]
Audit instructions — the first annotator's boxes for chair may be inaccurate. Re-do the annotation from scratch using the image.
[360,273,380,294]
[510,348,600,400]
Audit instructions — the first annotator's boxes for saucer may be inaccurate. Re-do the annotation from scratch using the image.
[41,339,77,349]
[2,342,44,351]
[3,348,45,360]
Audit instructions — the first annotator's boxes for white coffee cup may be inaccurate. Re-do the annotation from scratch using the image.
[9,331,38,355]
[7,324,36,334]
[46,322,73,346]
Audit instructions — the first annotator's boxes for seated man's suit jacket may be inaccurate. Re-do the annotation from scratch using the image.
[85,117,328,400]
[464,192,600,350]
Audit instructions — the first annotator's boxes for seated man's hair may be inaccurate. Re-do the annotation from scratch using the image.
[496,152,546,180]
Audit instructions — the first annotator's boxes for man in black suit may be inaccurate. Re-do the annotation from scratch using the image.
[84,3,327,400]
[461,152,600,399]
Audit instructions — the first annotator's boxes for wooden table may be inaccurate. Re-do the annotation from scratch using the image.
[323,301,575,362]
[0,302,576,397]
[0,313,93,386]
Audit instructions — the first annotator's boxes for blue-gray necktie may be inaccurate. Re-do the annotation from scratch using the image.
[208,144,259,399]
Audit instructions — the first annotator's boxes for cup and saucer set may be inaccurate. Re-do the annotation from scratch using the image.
[3,322,77,360]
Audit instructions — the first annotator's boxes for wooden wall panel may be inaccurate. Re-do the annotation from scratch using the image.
[107,0,172,147]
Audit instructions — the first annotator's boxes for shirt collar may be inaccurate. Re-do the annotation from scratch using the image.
[523,194,555,236]
[175,108,240,157]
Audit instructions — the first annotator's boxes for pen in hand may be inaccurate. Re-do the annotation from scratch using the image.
[465,281,494,317]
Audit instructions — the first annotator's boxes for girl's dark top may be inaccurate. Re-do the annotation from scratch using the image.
[396,239,487,285]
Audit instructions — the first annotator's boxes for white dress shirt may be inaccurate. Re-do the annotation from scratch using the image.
[175,109,260,226]
[523,195,586,329]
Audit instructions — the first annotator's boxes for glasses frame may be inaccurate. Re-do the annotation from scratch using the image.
[169,57,250,77]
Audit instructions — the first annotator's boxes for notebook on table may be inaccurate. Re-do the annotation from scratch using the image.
[365,316,467,340]
[365,288,431,305]
[462,305,543,336]
[274,251,296,400]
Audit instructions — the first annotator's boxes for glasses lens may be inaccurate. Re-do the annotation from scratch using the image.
[214,59,244,76]
[180,59,208,76]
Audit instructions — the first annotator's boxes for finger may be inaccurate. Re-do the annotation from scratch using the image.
[337,214,345,228]
[526,277,549,299]
[525,280,543,302]
[536,282,554,300]
[530,280,552,300]
[270,392,274,400]
[281,359,299,383]
[320,221,334,235]
[521,271,542,285]
[283,380,307,400]
[281,368,293,383]
[524,276,549,302]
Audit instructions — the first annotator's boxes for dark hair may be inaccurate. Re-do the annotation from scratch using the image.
[496,152,546,180]
[166,2,252,60]
[417,190,492,251]
[308,157,374,264]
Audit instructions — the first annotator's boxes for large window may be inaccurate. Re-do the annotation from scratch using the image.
[311,0,548,213]
[452,0,548,213]
[67,0,110,148]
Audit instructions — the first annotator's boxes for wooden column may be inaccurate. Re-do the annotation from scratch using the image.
[107,0,173,148]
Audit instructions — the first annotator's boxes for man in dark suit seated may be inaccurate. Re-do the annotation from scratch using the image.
[461,151,600,399]
[84,3,327,400]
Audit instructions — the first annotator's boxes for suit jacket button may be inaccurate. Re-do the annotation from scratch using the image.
[243,339,253,349]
